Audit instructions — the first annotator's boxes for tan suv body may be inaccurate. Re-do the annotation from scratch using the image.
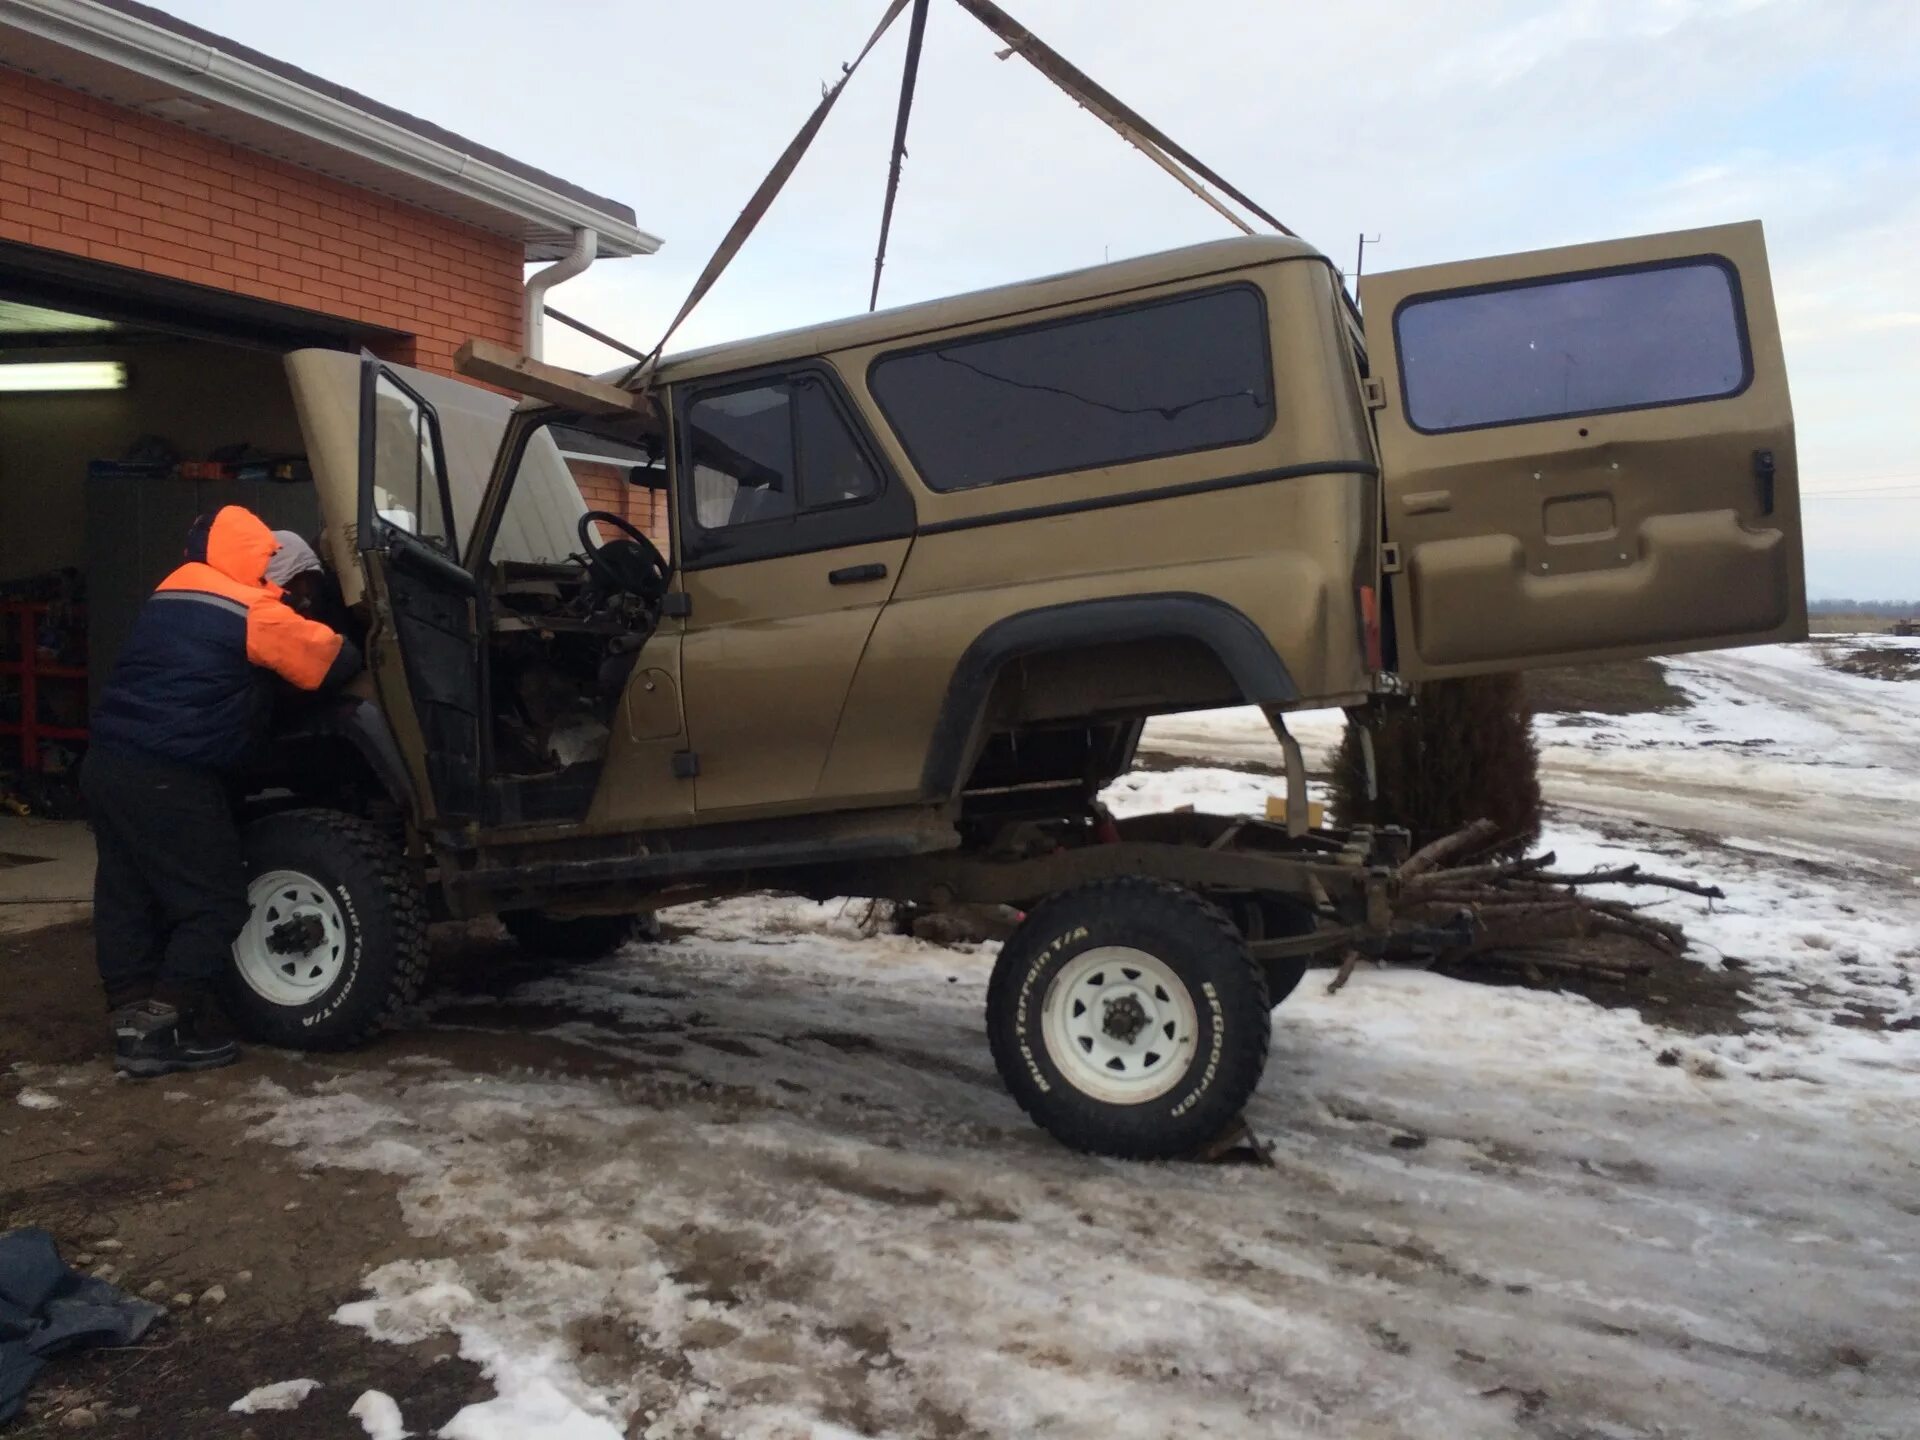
[240,220,1801,1156]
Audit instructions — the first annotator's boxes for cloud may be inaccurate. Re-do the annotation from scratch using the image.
[165,0,1920,597]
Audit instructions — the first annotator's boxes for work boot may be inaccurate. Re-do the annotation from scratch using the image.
[110,999,240,1078]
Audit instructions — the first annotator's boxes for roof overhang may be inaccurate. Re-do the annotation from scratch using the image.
[0,0,662,261]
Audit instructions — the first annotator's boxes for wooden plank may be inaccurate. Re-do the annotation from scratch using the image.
[454,338,653,418]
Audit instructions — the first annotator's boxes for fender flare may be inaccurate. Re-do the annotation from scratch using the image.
[920,592,1299,797]
[269,695,417,813]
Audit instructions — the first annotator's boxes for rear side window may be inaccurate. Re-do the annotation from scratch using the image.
[1394,257,1749,433]
[868,285,1274,492]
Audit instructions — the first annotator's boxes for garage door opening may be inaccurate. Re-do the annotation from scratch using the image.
[0,248,410,811]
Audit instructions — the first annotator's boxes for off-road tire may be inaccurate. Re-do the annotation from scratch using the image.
[500,909,655,962]
[223,808,428,1050]
[987,878,1271,1160]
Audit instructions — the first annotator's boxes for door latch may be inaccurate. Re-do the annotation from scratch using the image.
[1361,376,1387,410]
[1752,449,1776,517]
[1380,541,1403,575]
[671,750,700,779]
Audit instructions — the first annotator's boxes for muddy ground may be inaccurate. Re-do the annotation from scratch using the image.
[1,900,1774,1439]
[0,924,529,1438]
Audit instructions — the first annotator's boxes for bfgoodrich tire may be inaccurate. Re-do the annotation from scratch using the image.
[987,878,1270,1160]
[500,909,657,962]
[223,808,428,1050]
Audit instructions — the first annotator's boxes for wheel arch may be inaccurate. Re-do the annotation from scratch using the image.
[257,696,418,816]
[920,593,1299,798]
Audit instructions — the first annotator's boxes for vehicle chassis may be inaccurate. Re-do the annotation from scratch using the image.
[809,811,1410,964]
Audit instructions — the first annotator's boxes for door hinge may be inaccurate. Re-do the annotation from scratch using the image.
[1380,541,1403,575]
[1361,376,1387,410]
[661,592,691,618]
[671,750,700,779]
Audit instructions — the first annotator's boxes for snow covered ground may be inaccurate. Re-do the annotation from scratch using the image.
[232,638,1919,1440]
[1535,637,1920,873]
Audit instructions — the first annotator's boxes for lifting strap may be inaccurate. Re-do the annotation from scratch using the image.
[950,0,1295,238]
[626,0,1299,389]
[869,0,933,311]
[623,0,913,385]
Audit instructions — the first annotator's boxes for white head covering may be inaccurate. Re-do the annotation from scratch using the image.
[265,530,322,586]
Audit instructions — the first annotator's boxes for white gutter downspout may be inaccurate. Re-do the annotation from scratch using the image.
[523,226,596,360]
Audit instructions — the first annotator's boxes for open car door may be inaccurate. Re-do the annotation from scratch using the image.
[351,357,486,827]
[1359,220,1805,681]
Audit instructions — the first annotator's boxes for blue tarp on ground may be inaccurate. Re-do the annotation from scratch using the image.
[0,1228,163,1424]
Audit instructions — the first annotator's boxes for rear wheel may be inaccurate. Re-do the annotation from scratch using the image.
[987,878,1270,1160]
[224,809,428,1049]
[500,909,656,963]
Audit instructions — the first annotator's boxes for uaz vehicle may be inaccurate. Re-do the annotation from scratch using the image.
[235,222,1802,1158]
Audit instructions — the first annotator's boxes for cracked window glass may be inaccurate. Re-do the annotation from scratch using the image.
[869,286,1274,491]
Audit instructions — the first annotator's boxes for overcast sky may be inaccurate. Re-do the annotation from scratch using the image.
[168,0,1920,600]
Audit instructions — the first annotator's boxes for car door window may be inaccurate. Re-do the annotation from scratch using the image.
[685,383,798,532]
[795,374,880,508]
[368,371,455,553]
[678,369,910,568]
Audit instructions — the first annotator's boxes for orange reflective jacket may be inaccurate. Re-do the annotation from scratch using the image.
[92,506,351,769]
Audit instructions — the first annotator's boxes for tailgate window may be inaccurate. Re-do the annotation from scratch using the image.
[1394,257,1749,433]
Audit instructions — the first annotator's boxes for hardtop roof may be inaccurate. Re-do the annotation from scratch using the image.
[628,235,1326,388]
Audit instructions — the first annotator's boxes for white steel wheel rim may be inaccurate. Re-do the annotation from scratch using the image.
[1041,945,1200,1105]
[234,868,348,1006]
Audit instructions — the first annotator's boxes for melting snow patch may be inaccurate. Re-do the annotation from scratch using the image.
[234,646,1919,1438]
[229,1378,321,1413]
[440,1376,625,1440]
[14,1088,61,1110]
[350,1388,409,1439]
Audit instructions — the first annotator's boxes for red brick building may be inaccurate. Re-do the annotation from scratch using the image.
[0,0,658,590]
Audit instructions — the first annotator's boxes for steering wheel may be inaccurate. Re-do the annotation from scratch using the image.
[578,510,670,603]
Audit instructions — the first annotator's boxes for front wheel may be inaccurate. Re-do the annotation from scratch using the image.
[986,878,1270,1160]
[223,809,429,1049]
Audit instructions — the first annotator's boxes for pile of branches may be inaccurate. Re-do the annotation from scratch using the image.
[1331,819,1725,992]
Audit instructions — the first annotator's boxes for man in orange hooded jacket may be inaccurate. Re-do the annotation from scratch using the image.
[82,506,362,1077]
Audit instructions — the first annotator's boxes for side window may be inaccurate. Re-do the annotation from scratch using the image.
[795,374,880,508]
[678,370,891,561]
[867,285,1274,492]
[368,371,454,552]
[1393,258,1750,433]
[684,383,798,531]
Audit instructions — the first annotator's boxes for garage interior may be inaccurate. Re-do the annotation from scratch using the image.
[0,241,407,813]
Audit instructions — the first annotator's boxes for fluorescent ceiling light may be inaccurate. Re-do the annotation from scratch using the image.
[0,361,129,392]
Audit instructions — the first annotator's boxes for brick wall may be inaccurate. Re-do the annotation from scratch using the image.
[569,458,669,548]
[0,69,522,374]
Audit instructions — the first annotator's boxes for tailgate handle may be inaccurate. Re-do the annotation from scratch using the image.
[1400,489,1452,515]
[829,562,888,586]
[1752,449,1776,516]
